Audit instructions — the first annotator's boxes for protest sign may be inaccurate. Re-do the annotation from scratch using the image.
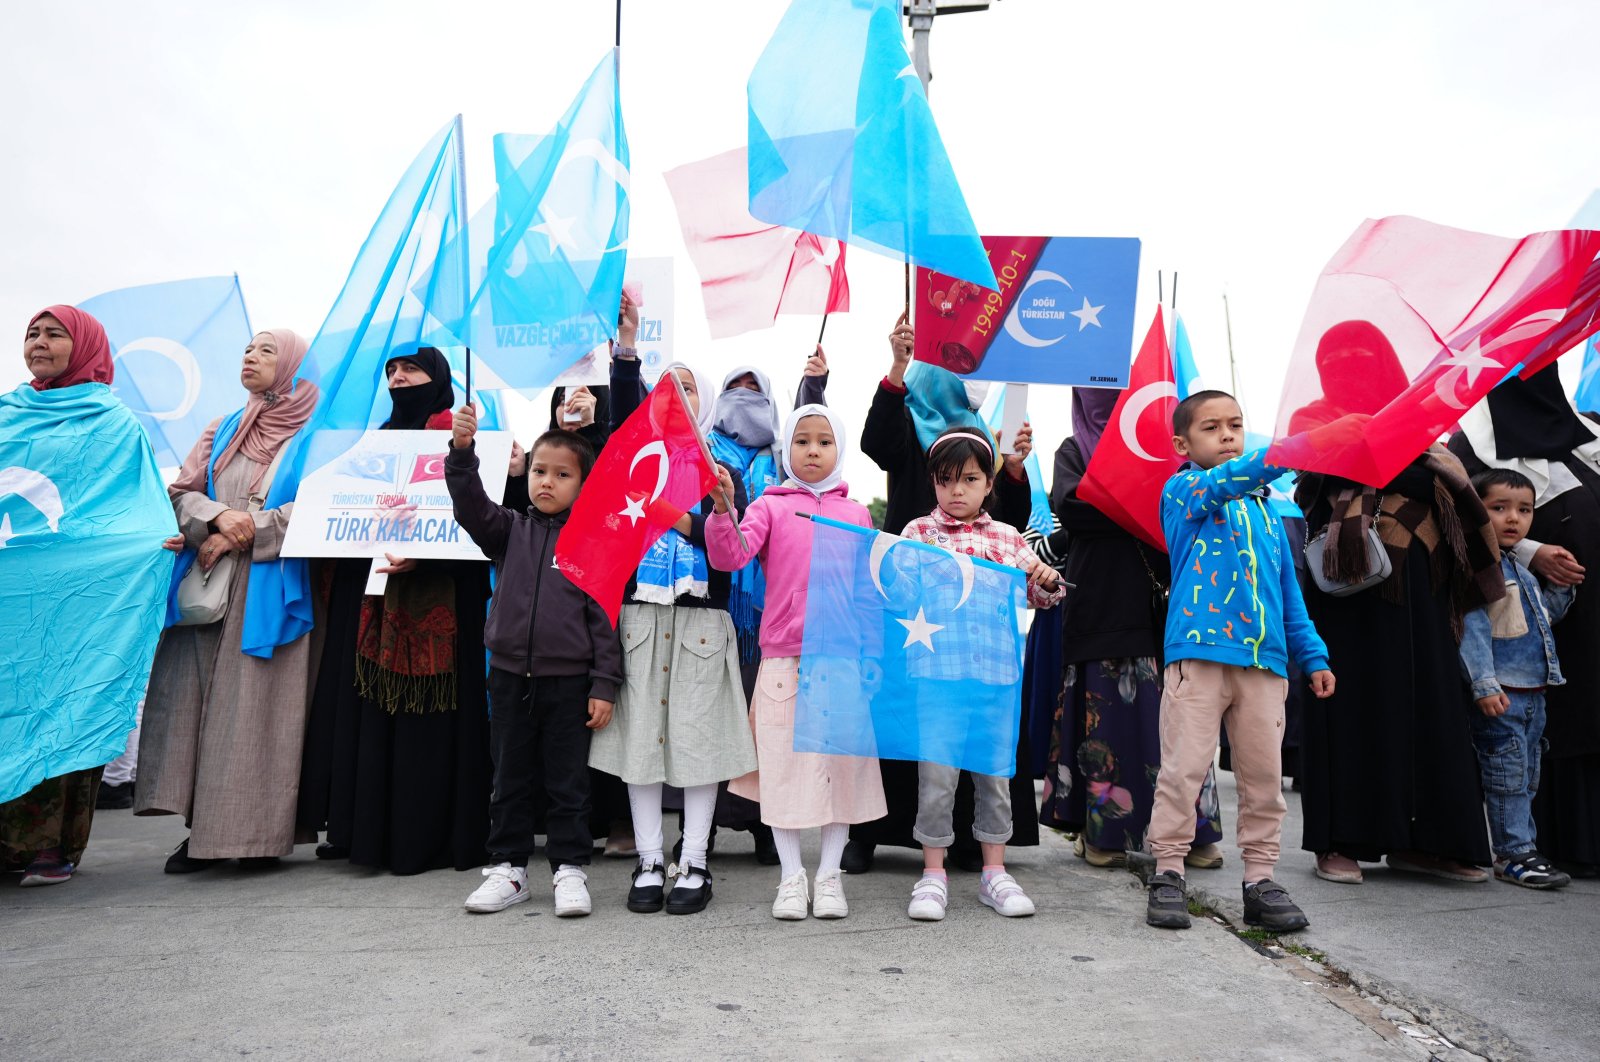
[280,430,513,561]
[914,235,1140,387]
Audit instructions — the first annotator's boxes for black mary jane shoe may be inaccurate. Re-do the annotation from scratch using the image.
[315,842,351,861]
[627,861,667,913]
[164,838,222,875]
[665,864,713,915]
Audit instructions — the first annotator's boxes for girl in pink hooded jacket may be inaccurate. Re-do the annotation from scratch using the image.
[707,404,886,922]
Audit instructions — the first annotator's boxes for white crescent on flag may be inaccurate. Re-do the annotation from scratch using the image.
[1117,381,1179,462]
[112,336,203,421]
[619,441,669,527]
[0,466,65,548]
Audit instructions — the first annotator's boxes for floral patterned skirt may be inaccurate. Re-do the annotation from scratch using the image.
[1,767,103,869]
[1040,657,1223,852]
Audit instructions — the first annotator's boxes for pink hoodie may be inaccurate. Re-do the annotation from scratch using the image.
[705,482,872,657]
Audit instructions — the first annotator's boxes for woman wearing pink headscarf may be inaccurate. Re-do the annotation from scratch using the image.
[136,329,322,872]
[1,306,179,887]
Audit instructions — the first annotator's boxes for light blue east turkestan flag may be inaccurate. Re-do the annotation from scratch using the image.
[796,516,1027,778]
[981,387,1053,535]
[441,50,629,392]
[1171,311,1301,518]
[80,275,254,468]
[0,382,177,804]
[747,0,996,290]
[250,116,468,659]
[1567,189,1600,412]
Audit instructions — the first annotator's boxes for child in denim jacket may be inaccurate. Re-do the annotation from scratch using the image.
[1461,469,1575,890]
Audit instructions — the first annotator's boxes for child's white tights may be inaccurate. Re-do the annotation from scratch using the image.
[771,822,851,879]
[628,781,718,889]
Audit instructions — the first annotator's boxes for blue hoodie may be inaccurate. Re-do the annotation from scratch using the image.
[1161,448,1329,678]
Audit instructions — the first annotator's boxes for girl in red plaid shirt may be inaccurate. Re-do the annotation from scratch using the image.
[899,428,1065,921]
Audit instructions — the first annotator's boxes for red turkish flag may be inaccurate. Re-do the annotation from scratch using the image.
[664,147,849,339]
[1271,216,1600,487]
[555,375,718,626]
[1077,306,1179,550]
[409,453,446,484]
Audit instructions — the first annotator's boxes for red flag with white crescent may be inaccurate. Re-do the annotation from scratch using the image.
[555,374,717,626]
[1270,216,1600,487]
[1077,306,1179,550]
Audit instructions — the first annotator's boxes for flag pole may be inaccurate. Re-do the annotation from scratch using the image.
[1172,271,1178,310]
[615,0,622,47]
[1223,291,1241,400]
[453,114,473,409]
[818,313,830,345]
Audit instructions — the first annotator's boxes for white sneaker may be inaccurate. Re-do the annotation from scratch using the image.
[907,873,949,921]
[552,866,591,917]
[978,871,1036,917]
[772,870,810,920]
[464,863,529,913]
[812,871,849,919]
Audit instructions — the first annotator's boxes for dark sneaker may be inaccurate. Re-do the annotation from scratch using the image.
[164,838,222,875]
[95,781,133,810]
[1495,852,1572,890]
[840,839,875,875]
[1243,879,1310,932]
[1146,870,1191,929]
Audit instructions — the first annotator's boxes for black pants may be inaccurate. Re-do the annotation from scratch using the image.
[486,668,593,871]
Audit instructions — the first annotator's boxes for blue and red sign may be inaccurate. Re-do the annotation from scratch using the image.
[914,235,1141,387]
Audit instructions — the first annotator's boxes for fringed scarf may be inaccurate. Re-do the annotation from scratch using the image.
[1312,446,1503,639]
[356,570,458,713]
[354,397,460,713]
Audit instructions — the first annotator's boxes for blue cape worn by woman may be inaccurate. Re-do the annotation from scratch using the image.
[0,378,176,803]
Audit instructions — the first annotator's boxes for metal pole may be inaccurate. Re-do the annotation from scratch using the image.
[1223,292,1241,400]
[909,0,935,89]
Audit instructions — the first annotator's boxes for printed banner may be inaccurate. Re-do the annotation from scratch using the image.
[280,430,513,560]
[914,235,1141,386]
[544,256,675,388]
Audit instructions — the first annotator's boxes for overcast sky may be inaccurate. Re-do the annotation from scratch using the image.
[5,0,1598,495]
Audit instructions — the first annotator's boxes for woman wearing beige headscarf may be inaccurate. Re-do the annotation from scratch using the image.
[135,329,321,871]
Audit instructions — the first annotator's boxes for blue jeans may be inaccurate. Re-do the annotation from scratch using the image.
[1468,690,1546,859]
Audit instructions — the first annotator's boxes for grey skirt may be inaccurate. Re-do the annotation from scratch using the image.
[589,602,757,787]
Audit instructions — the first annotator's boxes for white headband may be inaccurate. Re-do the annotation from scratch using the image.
[930,430,995,458]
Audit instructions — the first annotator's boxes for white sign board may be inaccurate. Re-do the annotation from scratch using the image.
[281,429,514,561]
[550,256,676,387]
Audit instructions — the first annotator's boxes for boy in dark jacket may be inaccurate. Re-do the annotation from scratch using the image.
[446,404,623,917]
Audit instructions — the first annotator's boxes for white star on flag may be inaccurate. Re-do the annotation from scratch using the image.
[1431,340,1505,410]
[530,214,579,255]
[896,607,945,652]
[618,494,647,526]
[0,513,14,549]
[1070,297,1104,331]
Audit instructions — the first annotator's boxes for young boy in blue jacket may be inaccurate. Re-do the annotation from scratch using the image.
[1145,391,1336,932]
[1460,469,1574,890]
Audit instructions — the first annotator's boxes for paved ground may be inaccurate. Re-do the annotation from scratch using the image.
[1181,772,1600,1062]
[1,805,1421,1062]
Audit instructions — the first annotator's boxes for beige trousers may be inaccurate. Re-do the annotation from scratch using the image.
[1149,660,1288,882]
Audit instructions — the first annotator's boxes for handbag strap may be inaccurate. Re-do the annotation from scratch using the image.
[247,446,288,514]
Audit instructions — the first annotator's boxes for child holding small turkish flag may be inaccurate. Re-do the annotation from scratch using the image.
[445,405,622,920]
